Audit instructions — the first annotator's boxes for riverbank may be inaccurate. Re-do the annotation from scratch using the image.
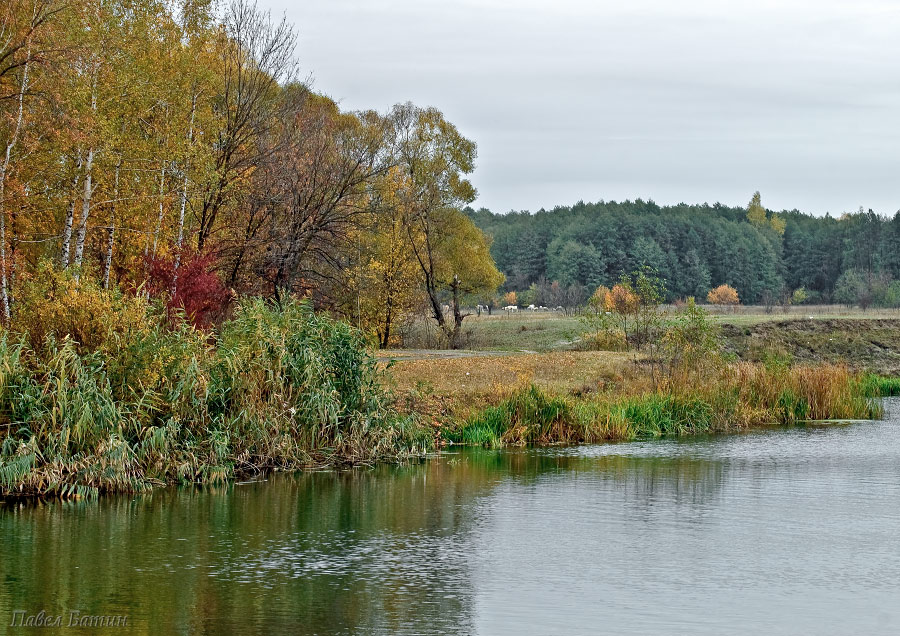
[0,286,431,499]
[441,364,883,447]
[384,347,890,448]
[2,273,895,498]
[722,318,900,374]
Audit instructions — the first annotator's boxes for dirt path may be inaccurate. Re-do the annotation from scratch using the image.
[376,349,533,362]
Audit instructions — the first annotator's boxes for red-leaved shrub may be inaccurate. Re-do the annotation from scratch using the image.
[144,250,232,327]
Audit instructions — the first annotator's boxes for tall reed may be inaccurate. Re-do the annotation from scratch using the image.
[447,363,882,447]
[0,298,430,498]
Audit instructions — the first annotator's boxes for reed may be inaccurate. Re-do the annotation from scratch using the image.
[0,298,431,498]
[859,373,900,398]
[447,362,881,447]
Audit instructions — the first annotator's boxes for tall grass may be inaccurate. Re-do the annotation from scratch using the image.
[446,363,881,447]
[0,298,431,498]
[859,373,900,398]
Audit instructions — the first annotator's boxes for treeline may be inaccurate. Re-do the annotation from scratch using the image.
[467,194,900,307]
[0,0,501,348]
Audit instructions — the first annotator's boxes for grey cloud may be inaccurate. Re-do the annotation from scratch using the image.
[268,0,900,216]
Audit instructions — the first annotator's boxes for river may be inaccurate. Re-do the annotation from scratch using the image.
[2,401,899,635]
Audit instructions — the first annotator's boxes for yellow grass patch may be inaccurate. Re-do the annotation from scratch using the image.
[382,350,640,419]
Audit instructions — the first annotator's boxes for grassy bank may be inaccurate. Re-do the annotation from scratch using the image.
[0,282,430,499]
[721,319,900,374]
[445,364,883,447]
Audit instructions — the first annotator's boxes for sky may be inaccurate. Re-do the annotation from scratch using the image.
[263,0,900,216]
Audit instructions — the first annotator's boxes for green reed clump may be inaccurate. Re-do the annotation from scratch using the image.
[449,362,881,448]
[445,385,571,446]
[859,374,900,398]
[0,285,430,498]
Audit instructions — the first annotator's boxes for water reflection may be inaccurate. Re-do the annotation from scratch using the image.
[2,404,900,635]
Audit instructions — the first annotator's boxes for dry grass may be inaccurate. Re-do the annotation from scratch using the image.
[383,350,645,420]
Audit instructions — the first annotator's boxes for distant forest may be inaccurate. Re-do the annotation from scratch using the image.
[467,195,900,308]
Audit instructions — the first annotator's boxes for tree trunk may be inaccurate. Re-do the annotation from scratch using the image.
[381,292,393,348]
[60,157,81,268]
[72,146,94,272]
[172,93,197,300]
[449,274,466,349]
[0,48,31,322]
[72,68,99,277]
[101,158,121,289]
[148,162,165,258]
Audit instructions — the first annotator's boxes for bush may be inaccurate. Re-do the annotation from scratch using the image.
[11,261,151,355]
[707,284,740,305]
[144,250,232,327]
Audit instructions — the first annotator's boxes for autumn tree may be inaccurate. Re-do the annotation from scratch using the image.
[222,94,391,302]
[747,191,785,236]
[707,284,740,305]
[581,271,665,350]
[392,102,501,348]
[194,0,297,253]
[348,167,420,347]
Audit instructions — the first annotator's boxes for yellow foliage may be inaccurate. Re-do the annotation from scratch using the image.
[707,284,740,305]
[605,284,639,314]
[11,262,151,353]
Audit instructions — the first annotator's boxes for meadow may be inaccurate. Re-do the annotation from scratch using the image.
[384,304,900,449]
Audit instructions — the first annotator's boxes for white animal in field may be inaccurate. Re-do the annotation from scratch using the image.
[504,305,519,312]
[555,306,564,311]
[527,304,536,311]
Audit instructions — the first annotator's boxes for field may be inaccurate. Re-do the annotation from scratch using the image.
[382,350,638,419]
[383,305,900,423]
[397,304,900,353]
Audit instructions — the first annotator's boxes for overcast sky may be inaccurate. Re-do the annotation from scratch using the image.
[265,0,900,216]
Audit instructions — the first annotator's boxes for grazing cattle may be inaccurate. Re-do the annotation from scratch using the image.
[504,305,519,313]
[527,304,536,311]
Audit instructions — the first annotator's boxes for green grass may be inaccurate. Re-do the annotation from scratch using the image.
[859,374,900,397]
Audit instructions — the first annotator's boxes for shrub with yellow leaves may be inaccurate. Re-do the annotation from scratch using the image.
[11,261,152,355]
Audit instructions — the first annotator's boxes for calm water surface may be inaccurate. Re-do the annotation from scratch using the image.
[2,401,900,635]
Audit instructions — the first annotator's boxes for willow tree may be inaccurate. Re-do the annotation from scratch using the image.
[425,207,503,347]
[392,102,501,348]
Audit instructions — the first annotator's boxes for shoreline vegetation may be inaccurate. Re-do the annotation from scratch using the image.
[0,269,896,499]
[445,367,884,449]
[0,269,431,499]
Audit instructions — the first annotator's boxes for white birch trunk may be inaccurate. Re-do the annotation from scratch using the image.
[72,146,94,274]
[101,157,120,289]
[0,47,31,321]
[60,158,81,268]
[171,93,196,299]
